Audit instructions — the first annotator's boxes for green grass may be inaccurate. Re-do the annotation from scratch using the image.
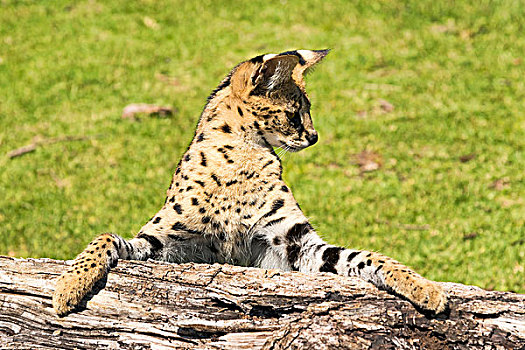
[1,0,523,293]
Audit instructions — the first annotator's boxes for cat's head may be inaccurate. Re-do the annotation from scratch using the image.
[211,49,329,152]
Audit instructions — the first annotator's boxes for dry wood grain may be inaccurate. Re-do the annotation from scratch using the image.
[0,256,523,349]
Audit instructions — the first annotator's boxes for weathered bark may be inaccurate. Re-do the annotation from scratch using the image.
[0,256,523,349]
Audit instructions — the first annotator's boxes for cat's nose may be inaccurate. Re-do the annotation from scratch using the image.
[306,131,318,145]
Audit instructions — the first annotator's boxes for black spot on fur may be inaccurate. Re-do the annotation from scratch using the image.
[273,237,282,245]
[320,247,344,274]
[200,152,207,166]
[137,233,163,252]
[211,174,222,186]
[194,180,205,187]
[262,199,285,218]
[286,244,301,270]
[196,133,205,142]
[171,222,203,235]
[202,216,211,224]
[220,123,232,133]
[264,217,285,227]
[358,262,365,269]
[226,179,238,186]
[262,160,273,169]
[199,207,206,214]
[152,217,161,224]
[250,54,265,63]
[191,197,199,206]
[184,154,190,162]
[207,113,216,122]
[208,74,232,101]
[279,50,306,65]
[171,222,186,231]
[172,203,182,214]
[237,106,244,117]
[281,185,289,192]
[347,251,360,263]
[286,222,312,242]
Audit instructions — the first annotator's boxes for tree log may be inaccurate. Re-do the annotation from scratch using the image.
[0,256,523,349]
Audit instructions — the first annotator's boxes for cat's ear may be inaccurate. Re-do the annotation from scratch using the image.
[230,50,328,96]
[293,49,330,77]
[250,54,300,91]
[230,54,298,96]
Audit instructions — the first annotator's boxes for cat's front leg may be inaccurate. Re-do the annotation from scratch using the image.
[300,240,448,314]
[251,218,448,314]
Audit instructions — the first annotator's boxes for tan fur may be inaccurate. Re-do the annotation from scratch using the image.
[53,50,447,316]
[53,234,117,315]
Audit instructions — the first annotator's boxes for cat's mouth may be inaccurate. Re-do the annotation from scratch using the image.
[265,134,309,153]
[279,141,308,153]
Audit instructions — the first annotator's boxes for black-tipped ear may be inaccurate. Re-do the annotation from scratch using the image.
[251,54,300,91]
[295,49,330,76]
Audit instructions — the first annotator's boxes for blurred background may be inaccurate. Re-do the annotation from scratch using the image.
[0,0,523,292]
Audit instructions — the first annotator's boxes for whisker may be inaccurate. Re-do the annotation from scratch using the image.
[279,146,291,160]
[276,145,287,159]
[276,148,282,159]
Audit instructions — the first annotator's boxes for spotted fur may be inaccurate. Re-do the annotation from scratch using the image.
[53,49,447,316]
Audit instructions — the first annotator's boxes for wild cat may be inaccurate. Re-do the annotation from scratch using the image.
[53,49,447,316]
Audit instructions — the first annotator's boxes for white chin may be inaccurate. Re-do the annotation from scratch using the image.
[286,146,302,153]
[281,142,309,152]
[265,135,308,152]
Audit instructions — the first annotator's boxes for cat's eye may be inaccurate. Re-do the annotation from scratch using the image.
[286,111,302,129]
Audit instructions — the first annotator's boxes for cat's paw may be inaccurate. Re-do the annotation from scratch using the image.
[408,278,448,314]
[389,273,448,314]
[52,234,117,316]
